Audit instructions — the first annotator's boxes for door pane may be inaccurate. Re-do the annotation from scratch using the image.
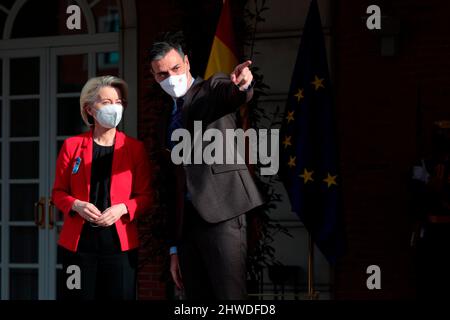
[10,58,39,95]
[10,100,39,137]
[10,184,38,221]
[10,142,39,179]
[58,55,88,93]
[9,269,38,300]
[10,227,38,263]
[93,0,120,34]
[57,98,88,136]
[96,52,119,76]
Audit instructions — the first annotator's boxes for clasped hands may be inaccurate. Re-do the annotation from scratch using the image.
[72,199,128,226]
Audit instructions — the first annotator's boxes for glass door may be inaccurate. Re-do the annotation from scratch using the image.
[0,43,118,300]
[0,48,48,300]
[49,44,119,300]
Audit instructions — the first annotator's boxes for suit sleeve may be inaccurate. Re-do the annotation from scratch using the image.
[51,140,77,216]
[208,72,254,119]
[122,141,154,222]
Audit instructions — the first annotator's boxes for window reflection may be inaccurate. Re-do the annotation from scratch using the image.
[97,52,119,76]
[92,0,120,33]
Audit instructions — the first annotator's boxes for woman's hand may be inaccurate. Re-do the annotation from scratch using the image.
[72,199,102,222]
[95,203,128,227]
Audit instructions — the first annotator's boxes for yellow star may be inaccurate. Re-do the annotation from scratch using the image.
[286,110,295,123]
[299,168,314,184]
[323,173,338,188]
[282,136,292,149]
[294,88,304,102]
[311,75,325,90]
[287,156,296,168]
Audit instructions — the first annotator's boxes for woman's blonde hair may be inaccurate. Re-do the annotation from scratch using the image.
[79,76,128,126]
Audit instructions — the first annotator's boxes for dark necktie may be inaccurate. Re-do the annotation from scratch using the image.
[167,97,184,150]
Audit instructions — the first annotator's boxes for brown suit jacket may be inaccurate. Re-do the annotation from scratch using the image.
[156,73,265,246]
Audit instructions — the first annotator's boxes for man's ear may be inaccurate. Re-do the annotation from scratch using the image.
[184,55,190,71]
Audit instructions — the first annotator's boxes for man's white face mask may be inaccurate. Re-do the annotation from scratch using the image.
[159,69,189,98]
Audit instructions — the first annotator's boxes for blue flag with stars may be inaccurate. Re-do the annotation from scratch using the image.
[279,0,345,265]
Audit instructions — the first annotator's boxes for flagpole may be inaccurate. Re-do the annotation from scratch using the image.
[306,232,319,300]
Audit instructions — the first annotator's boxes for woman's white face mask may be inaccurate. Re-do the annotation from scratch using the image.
[92,103,123,129]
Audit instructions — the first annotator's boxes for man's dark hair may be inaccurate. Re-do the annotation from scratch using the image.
[149,31,186,62]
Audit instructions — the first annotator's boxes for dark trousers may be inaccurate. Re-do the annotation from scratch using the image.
[58,247,138,300]
[59,222,138,300]
[178,201,248,300]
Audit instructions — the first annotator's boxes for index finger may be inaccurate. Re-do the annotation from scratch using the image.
[238,60,252,70]
[88,203,102,215]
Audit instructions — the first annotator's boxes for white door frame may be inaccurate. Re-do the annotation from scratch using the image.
[0,0,138,300]
[0,40,121,301]
[0,47,48,300]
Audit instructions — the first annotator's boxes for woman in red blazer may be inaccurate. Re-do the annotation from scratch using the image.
[52,76,152,300]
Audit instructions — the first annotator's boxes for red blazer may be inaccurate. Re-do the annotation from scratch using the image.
[52,130,153,252]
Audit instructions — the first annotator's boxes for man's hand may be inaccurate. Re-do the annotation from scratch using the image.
[95,203,128,227]
[170,254,184,290]
[230,60,253,91]
[72,199,102,222]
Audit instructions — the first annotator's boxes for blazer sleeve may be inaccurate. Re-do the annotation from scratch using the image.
[51,140,77,216]
[208,72,254,118]
[122,141,153,222]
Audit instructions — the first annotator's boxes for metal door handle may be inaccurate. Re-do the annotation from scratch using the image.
[48,198,55,230]
[34,197,46,229]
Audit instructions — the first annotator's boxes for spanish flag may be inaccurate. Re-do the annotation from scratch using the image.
[205,0,253,172]
[204,0,239,79]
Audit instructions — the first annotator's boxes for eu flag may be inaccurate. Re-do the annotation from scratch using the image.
[279,0,345,264]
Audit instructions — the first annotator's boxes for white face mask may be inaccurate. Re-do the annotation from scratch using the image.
[93,104,123,129]
[159,72,189,98]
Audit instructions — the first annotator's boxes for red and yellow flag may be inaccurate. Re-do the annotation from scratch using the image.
[204,0,239,79]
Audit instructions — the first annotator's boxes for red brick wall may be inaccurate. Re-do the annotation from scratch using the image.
[333,0,450,299]
[135,0,178,300]
[134,0,227,300]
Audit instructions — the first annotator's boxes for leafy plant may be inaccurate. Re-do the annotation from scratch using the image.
[242,0,293,295]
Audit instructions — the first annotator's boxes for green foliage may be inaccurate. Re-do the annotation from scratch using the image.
[243,0,293,289]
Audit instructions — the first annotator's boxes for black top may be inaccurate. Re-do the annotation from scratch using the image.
[77,141,121,253]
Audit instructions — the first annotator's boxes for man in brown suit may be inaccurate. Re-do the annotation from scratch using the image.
[150,35,264,300]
